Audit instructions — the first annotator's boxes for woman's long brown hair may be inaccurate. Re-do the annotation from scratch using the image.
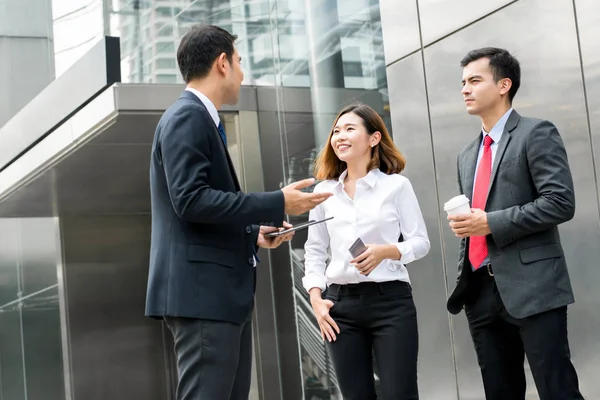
[312,104,406,180]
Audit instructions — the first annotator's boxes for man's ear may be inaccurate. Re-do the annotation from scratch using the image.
[499,78,512,97]
[215,52,228,76]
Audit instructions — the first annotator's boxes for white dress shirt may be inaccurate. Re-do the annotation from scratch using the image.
[302,168,430,292]
[185,87,258,267]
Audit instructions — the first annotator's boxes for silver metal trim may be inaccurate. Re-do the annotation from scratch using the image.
[56,216,74,400]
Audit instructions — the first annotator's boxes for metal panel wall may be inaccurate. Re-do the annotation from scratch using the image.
[59,215,173,400]
[384,0,600,398]
[386,52,458,399]
[379,0,420,64]
[416,0,514,45]
[576,0,600,207]
[573,0,600,394]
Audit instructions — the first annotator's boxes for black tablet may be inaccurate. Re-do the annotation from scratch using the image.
[263,217,334,238]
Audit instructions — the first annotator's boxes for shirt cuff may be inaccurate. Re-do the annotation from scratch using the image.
[302,274,327,293]
[395,242,415,264]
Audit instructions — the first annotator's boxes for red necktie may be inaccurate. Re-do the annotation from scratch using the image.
[469,135,493,269]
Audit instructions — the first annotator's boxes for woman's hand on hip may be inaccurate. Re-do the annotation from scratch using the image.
[310,296,340,343]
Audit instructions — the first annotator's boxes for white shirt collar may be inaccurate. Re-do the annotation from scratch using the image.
[482,107,513,143]
[185,87,220,127]
[337,168,381,188]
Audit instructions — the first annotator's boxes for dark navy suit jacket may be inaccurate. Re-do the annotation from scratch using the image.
[145,91,284,324]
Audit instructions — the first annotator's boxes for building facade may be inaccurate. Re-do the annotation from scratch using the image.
[0,0,599,399]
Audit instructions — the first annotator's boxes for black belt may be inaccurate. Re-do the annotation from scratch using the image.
[327,280,410,297]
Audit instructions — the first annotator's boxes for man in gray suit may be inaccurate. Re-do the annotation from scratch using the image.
[446,47,584,400]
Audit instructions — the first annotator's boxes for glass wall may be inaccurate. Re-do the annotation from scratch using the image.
[282,3,388,398]
[110,1,389,398]
[250,1,389,397]
[106,0,388,393]
[0,218,64,400]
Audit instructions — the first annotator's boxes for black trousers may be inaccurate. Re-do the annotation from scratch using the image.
[465,268,584,400]
[164,314,252,400]
[324,280,419,400]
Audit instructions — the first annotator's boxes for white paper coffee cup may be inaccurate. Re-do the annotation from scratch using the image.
[444,195,471,216]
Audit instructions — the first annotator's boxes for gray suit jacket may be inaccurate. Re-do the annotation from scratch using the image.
[446,110,576,319]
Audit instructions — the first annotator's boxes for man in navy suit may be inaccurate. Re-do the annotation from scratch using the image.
[145,25,332,399]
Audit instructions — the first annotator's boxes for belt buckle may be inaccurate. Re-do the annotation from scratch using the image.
[486,263,494,277]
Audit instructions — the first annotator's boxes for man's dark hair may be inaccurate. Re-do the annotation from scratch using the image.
[177,25,238,83]
[460,47,521,103]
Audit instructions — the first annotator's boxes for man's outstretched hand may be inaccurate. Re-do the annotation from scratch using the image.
[281,178,332,216]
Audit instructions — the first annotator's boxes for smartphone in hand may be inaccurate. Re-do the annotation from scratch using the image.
[349,237,368,258]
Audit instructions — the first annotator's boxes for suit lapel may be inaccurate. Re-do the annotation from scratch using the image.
[487,130,511,197]
[487,110,520,198]
[180,91,242,191]
[462,138,481,200]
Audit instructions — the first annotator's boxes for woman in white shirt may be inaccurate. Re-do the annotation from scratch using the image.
[303,104,430,400]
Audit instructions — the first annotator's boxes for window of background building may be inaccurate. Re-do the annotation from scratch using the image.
[156,42,175,54]
[157,24,173,37]
[155,74,178,83]
[156,6,180,18]
[156,58,177,69]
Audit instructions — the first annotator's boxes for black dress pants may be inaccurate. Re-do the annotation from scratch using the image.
[465,268,584,400]
[324,280,419,400]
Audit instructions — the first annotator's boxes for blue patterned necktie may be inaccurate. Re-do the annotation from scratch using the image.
[217,122,227,147]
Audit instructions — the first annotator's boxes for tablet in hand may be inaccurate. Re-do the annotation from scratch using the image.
[263,217,334,238]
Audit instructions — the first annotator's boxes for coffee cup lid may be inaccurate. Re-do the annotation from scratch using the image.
[444,195,470,210]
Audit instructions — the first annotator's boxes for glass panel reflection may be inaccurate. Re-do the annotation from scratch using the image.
[268,0,390,397]
[22,285,64,400]
[109,0,387,90]
[0,219,19,305]
[0,284,63,400]
[0,218,64,400]
[0,308,26,400]
[20,218,61,296]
